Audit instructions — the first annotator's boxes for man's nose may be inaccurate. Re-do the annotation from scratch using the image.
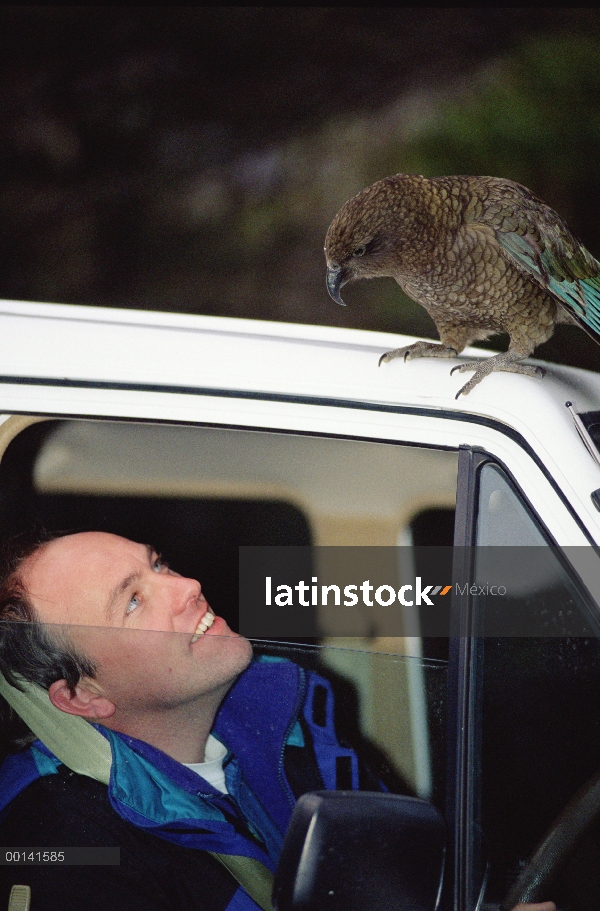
[165,575,201,614]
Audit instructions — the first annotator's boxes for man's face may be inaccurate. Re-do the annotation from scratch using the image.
[20,532,252,719]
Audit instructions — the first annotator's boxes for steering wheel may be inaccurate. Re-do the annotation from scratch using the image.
[501,767,600,909]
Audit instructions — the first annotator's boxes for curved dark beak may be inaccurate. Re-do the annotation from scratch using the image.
[326,266,348,307]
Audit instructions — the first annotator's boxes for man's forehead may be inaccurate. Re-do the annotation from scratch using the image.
[22,532,148,587]
[35,531,142,559]
[19,532,153,624]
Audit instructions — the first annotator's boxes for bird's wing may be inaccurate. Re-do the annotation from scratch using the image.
[480,188,600,342]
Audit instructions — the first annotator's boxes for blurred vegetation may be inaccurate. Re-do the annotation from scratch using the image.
[2,10,600,369]
[401,33,600,244]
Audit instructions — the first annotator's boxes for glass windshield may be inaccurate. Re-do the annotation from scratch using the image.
[472,462,600,911]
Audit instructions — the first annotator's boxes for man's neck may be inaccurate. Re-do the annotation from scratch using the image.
[99,688,229,764]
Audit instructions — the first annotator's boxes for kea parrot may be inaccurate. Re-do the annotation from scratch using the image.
[324,175,600,397]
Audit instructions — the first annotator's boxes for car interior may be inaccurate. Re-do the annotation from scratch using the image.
[0,416,457,801]
[2,415,600,910]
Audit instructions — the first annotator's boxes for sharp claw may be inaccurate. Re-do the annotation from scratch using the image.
[450,364,461,376]
[378,354,384,367]
[455,383,472,399]
[403,351,409,363]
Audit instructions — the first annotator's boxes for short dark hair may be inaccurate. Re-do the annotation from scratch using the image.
[0,531,98,755]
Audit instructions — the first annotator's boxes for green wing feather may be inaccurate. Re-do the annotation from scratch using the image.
[475,178,600,343]
[498,229,600,340]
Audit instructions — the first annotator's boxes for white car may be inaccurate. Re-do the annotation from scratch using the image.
[2,298,600,910]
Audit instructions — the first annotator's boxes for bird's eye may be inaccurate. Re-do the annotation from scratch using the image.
[352,245,367,257]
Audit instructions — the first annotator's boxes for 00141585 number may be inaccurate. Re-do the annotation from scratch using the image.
[4,850,65,863]
[0,847,119,865]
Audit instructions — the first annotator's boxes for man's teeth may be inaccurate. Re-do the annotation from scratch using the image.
[191,611,215,642]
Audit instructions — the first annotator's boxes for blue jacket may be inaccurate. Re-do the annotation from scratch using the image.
[0,657,361,910]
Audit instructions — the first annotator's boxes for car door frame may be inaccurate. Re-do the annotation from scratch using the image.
[1,385,600,911]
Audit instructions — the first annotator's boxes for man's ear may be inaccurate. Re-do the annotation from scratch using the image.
[48,678,116,720]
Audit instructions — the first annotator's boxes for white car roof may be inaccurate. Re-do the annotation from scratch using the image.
[1,297,599,426]
[2,298,600,544]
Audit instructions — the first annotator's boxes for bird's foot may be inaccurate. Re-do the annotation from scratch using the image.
[379,341,458,367]
[450,355,544,398]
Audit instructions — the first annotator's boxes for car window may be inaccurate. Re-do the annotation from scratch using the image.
[479,637,600,910]
[476,462,550,547]
[469,462,600,911]
[249,640,448,807]
[0,417,456,803]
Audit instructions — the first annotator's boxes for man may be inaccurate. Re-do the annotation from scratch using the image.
[0,532,554,911]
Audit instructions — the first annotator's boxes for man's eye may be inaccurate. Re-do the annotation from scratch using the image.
[126,595,140,615]
[152,557,167,573]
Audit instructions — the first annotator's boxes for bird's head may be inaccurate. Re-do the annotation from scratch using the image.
[324,176,414,306]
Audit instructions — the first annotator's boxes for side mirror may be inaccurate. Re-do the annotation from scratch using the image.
[273,791,445,911]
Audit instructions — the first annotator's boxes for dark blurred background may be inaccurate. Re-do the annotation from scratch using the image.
[2,7,600,368]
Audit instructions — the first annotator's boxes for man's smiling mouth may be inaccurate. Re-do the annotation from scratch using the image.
[191,610,215,643]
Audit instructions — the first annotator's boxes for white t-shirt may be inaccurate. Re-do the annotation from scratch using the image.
[183,734,229,794]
